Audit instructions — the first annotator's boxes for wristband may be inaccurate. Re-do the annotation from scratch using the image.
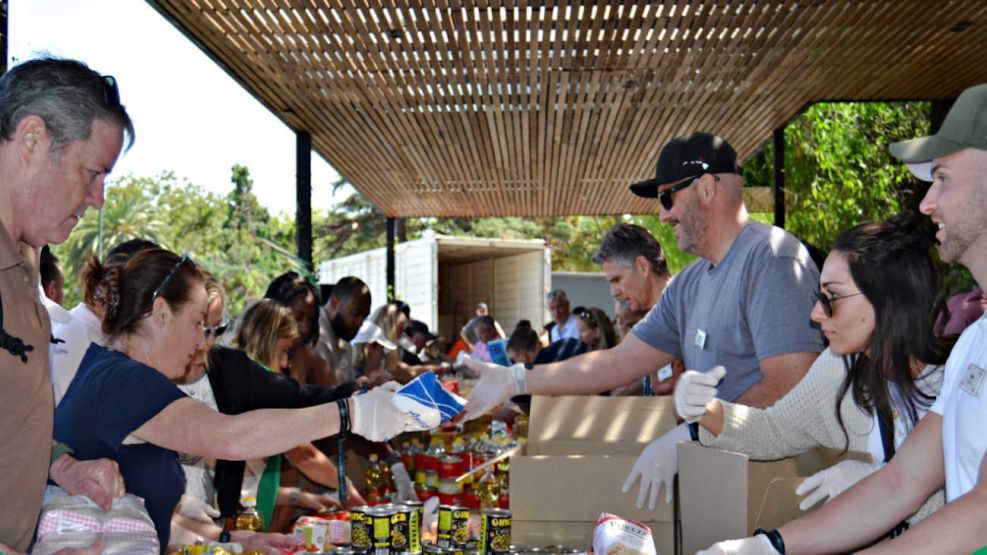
[386,450,402,466]
[50,442,74,466]
[289,487,301,507]
[754,528,785,554]
[511,363,530,395]
[688,422,700,442]
[336,399,350,433]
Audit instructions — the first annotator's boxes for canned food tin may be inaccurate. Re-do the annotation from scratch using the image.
[479,509,511,554]
[437,505,470,548]
[389,503,421,554]
[350,505,373,550]
[369,505,395,554]
[438,455,463,479]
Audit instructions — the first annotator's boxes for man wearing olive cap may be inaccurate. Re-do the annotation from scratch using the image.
[699,83,987,554]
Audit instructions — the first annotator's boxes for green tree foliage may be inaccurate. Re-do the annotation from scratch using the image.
[743,102,931,253]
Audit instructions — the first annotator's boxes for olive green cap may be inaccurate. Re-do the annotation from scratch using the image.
[889,83,987,181]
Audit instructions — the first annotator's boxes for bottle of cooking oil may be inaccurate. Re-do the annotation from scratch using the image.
[235,497,264,531]
[365,452,386,502]
[477,467,500,510]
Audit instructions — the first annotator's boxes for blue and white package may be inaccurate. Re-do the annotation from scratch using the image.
[391,372,467,430]
[486,339,511,366]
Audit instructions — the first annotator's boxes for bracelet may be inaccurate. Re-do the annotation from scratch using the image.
[289,487,301,507]
[336,398,350,433]
[50,442,74,466]
[754,528,785,554]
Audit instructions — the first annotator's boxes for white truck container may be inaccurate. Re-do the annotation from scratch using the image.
[317,234,551,343]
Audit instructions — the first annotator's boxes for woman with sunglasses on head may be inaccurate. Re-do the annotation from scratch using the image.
[54,249,416,549]
[678,213,950,533]
[575,307,619,351]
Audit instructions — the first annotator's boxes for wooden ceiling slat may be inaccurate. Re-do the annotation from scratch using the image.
[148,0,987,217]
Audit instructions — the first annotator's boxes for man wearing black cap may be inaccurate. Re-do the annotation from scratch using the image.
[462,131,823,511]
[698,84,987,555]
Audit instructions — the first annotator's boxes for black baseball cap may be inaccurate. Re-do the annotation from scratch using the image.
[630,132,741,198]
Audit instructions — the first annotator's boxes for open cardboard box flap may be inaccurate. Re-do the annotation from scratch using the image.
[511,395,679,525]
[678,441,872,554]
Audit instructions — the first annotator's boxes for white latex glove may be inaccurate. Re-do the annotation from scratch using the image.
[175,494,220,523]
[674,366,727,423]
[795,459,883,510]
[696,534,778,555]
[460,358,519,421]
[622,423,691,509]
[350,381,420,441]
[390,461,418,503]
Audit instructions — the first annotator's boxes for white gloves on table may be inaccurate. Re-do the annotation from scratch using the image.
[175,494,220,523]
[390,461,418,503]
[674,366,727,423]
[795,459,883,510]
[461,358,520,421]
[622,423,691,509]
[350,382,419,442]
[696,534,779,554]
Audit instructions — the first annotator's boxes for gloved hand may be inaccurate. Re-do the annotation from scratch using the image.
[390,461,418,503]
[795,459,883,510]
[175,494,220,523]
[674,366,727,423]
[350,382,419,441]
[460,359,519,422]
[622,423,691,509]
[696,534,779,554]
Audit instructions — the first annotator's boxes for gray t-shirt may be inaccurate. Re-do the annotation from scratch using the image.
[633,222,824,401]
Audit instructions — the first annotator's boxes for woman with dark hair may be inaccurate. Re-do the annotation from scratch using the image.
[676,213,951,527]
[575,307,619,351]
[264,271,333,386]
[54,249,415,548]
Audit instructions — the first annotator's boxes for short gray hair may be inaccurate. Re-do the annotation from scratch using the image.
[592,223,669,277]
[546,289,569,303]
[0,57,134,159]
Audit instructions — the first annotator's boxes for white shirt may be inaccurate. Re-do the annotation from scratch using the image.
[550,314,581,343]
[931,314,987,501]
[50,304,105,406]
[177,373,220,504]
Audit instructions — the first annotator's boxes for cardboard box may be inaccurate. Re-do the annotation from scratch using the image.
[510,396,678,554]
[677,442,872,554]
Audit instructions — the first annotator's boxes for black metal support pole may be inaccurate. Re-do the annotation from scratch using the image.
[386,217,396,301]
[296,132,313,272]
[773,127,786,229]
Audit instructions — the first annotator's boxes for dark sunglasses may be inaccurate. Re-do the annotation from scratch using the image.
[577,309,597,326]
[151,252,195,302]
[813,290,863,318]
[657,174,719,210]
[204,322,229,339]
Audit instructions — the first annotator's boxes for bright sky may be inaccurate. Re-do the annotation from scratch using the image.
[8,0,350,216]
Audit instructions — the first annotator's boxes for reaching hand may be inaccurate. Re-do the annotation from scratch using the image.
[674,366,727,423]
[621,424,691,509]
[795,459,883,510]
[460,359,519,422]
[49,455,124,511]
[390,461,418,503]
[175,494,220,523]
[696,535,779,554]
[231,531,304,554]
[350,382,420,441]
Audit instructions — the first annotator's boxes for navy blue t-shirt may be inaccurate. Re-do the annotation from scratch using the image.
[55,344,187,547]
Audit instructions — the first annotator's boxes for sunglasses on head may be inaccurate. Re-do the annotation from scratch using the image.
[813,290,863,318]
[577,309,597,326]
[204,322,229,339]
[657,174,720,210]
[151,252,195,302]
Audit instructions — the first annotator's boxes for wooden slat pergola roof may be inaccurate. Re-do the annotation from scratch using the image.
[147,1,987,218]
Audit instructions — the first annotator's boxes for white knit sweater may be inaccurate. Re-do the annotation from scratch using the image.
[700,347,945,523]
